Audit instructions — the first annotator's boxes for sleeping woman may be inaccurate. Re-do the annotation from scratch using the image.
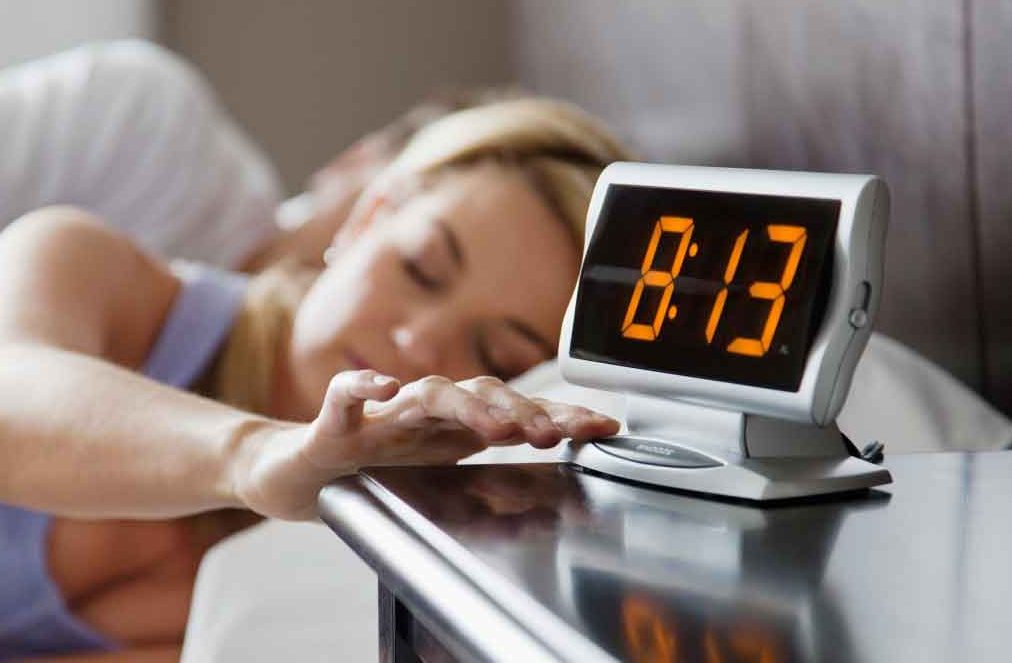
[0,97,630,660]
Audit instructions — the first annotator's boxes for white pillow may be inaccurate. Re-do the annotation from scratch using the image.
[0,41,282,268]
[837,333,1011,452]
[181,521,377,663]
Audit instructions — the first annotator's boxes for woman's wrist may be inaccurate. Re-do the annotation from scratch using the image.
[219,416,281,511]
[222,414,358,520]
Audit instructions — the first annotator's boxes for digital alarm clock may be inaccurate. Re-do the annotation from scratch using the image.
[559,163,892,500]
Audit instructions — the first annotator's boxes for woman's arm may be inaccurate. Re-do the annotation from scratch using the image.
[0,208,619,521]
[0,208,273,519]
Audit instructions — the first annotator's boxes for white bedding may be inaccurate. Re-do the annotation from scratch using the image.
[182,333,1011,662]
[0,40,282,268]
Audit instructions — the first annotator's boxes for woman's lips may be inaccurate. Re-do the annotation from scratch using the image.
[344,349,373,371]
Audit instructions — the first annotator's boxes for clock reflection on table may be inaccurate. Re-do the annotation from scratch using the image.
[557,471,888,663]
[361,463,888,662]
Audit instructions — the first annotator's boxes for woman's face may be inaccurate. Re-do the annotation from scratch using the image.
[281,163,580,419]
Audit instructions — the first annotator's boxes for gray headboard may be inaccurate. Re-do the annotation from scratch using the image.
[511,0,1012,415]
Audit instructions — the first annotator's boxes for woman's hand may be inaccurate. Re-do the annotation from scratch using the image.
[232,370,620,520]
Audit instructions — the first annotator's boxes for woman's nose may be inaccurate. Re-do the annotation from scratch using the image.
[390,313,456,378]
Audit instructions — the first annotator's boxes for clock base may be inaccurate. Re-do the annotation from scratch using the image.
[564,435,892,502]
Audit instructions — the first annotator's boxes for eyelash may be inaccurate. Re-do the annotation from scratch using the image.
[475,338,510,381]
[401,258,441,292]
[401,259,514,379]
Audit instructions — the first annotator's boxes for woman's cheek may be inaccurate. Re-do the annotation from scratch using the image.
[344,246,415,321]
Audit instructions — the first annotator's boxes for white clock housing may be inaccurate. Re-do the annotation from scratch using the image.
[559,162,888,426]
[557,163,892,501]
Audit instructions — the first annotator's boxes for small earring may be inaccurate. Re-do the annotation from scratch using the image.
[323,247,338,266]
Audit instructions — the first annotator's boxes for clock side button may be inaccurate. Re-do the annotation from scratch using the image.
[849,281,872,329]
[848,308,868,328]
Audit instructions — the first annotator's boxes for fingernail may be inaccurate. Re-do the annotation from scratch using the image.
[488,406,514,423]
[373,374,395,385]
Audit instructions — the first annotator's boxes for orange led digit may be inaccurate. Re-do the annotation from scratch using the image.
[768,224,807,288]
[621,216,694,341]
[727,225,807,357]
[704,624,784,663]
[620,220,663,341]
[705,229,749,344]
[727,623,784,663]
[726,283,786,357]
[622,596,678,663]
[703,629,725,663]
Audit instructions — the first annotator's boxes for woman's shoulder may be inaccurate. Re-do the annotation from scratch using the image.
[1,205,155,256]
[0,207,180,365]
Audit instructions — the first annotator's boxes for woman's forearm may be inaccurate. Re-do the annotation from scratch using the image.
[0,341,622,522]
[0,342,281,519]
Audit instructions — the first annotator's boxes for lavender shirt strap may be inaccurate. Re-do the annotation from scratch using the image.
[141,261,249,387]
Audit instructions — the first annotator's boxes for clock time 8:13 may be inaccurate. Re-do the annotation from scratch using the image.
[620,216,807,358]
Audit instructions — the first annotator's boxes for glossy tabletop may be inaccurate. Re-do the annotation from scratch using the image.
[319,452,1012,662]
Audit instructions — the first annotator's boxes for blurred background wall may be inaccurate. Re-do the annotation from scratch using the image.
[0,0,156,68]
[0,0,1009,415]
[160,0,510,194]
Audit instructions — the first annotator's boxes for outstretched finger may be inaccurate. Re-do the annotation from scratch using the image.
[533,399,621,441]
[461,376,564,449]
[314,370,400,438]
[397,376,519,443]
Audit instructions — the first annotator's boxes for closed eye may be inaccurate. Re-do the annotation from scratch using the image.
[475,335,512,381]
[402,258,442,292]
[475,327,548,382]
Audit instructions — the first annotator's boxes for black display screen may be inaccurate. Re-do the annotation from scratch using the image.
[570,184,839,391]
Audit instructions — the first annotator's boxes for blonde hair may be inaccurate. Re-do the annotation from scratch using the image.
[208,98,632,416]
[392,98,630,242]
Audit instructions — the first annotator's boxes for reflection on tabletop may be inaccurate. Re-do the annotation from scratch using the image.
[364,463,893,662]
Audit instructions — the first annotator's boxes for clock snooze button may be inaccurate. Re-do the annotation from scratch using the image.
[592,436,722,468]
